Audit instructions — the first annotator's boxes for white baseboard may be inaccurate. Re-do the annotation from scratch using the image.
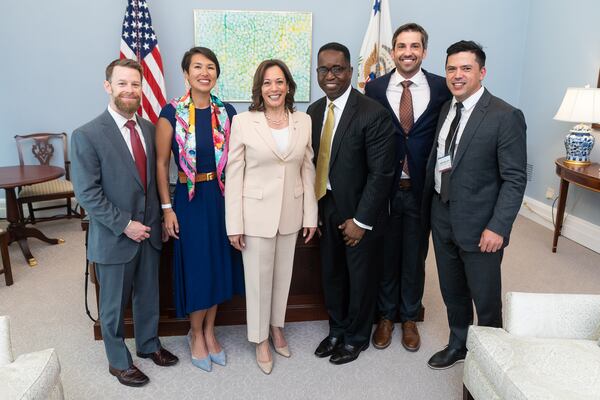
[520,195,600,254]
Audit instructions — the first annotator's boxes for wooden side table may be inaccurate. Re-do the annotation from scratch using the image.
[552,158,600,252]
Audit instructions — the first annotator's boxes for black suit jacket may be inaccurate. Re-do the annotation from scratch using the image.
[423,89,527,251]
[307,88,396,228]
[365,68,451,202]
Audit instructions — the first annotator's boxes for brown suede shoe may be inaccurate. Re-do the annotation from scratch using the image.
[108,365,149,387]
[401,321,421,352]
[137,347,179,367]
[372,318,394,349]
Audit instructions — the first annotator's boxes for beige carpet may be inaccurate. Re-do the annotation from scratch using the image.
[0,216,598,400]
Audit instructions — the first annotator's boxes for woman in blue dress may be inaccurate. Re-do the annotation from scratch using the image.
[156,47,243,372]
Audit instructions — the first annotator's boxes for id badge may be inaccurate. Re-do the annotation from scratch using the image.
[438,155,452,172]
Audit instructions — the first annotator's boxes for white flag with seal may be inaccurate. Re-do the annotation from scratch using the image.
[357,0,394,93]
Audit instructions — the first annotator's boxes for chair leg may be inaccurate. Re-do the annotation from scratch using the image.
[27,202,36,224]
[67,198,73,218]
[463,385,475,400]
[0,233,13,286]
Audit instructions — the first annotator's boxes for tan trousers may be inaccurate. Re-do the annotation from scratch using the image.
[242,231,299,343]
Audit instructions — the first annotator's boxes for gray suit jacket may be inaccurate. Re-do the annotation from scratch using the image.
[423,89,527,251]
[71,109,162,264]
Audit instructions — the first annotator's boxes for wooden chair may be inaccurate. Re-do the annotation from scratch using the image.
[14,133,84,224]
[0,229,13,286]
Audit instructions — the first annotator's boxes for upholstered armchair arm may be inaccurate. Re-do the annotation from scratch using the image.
[0,348,63,400]
[0,316,14,366]
[505,292,600,340]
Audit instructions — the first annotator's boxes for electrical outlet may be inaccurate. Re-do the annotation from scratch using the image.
[545,187,555,199]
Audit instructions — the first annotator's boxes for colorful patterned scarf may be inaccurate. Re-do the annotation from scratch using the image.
[172,91,231,200]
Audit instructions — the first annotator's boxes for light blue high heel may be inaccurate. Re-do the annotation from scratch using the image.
[187,330,212,372]
[209,349,227,366]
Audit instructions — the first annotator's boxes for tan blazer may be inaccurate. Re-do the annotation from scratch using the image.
[225,110,318,238]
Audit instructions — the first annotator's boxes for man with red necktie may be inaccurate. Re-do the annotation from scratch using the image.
[71,59,178,387]
[365,23,450,352]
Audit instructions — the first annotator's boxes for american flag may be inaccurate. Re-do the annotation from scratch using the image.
[120,0,166,124]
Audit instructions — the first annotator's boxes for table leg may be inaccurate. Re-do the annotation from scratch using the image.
[552,178,569,253]
[4,187,63,266]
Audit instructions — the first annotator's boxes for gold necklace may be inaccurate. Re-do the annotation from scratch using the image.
[264,111,288,125]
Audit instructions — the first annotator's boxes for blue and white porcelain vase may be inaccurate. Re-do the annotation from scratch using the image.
[564,124,595,165]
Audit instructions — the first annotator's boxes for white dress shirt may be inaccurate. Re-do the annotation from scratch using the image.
[386,68,430,179]
[434,86,485,194]
[107,105,147,157]
[321,85,371,230]
[271,127,290,154]
[386,68,430,124]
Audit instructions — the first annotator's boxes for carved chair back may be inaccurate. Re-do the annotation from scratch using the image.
[14,133,70,179]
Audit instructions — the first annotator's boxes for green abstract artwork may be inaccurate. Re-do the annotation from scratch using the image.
[194,10,312,102]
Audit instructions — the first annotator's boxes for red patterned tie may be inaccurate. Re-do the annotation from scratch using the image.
[399,80,414,176]
[125,120,147,191]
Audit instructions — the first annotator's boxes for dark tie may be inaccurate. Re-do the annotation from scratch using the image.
[399,80,413,176]
[125,120,147,191]
[440,102,463,203]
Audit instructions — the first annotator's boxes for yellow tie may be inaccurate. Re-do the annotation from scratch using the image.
[315,103,336,200]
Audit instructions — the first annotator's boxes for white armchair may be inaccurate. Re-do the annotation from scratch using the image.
[463,292,600,400]
[0,316,64,400]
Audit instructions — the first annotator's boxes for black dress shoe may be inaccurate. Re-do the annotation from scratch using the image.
[109,365,149,387]
[329,342,369,365]
[427,347,467,370]
[137,347,179,367]
[314,336,343,358]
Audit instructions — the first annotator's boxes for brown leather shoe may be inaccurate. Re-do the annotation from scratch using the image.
[401,321,421,352]
[108,365,149,387]
[137,347,179,367]
[372,319,394,349]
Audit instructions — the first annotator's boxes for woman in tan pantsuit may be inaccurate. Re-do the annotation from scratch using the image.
[225,59,318,374]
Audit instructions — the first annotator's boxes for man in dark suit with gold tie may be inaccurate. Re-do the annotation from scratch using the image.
[307,43,395,364]
[423,41,527,369]
[365,23,451,352]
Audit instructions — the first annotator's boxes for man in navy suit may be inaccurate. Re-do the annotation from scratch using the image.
[365,23,450,351]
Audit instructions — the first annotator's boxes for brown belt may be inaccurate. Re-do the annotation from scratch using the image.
[178,171,216,184]
[398,179,412,189]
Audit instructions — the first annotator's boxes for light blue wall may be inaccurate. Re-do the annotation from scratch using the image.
[519,0,600,226]
[0,0,526,160]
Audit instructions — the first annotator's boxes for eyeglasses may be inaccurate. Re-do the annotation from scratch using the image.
[316,66,347,77]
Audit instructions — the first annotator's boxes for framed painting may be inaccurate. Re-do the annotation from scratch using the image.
[194,10,312,102]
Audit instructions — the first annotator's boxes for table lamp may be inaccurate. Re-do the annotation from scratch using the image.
[553,85,600,166]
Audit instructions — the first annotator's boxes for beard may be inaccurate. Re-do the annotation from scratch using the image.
[114,93,141,115]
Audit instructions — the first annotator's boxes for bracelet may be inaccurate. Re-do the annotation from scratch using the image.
[161,203,172,209]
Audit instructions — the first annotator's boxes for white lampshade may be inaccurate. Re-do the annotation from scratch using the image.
[553,87,600,123]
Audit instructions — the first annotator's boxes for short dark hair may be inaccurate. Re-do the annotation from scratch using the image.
[181,47,221,77]
[317,42,351,65]
[105,58,143,81]
[446,40,486,67]
[249,59,296,113]
[392,23,429,49]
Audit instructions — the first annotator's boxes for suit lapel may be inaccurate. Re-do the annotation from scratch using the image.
[101,111,144,190]
[451,89,491,173]
[252,112,285,160]
[413,70,437,128]
[330,89,358,167]
[427,101,451,170]
[137,116,152,189]
[282,111,300,160]
[311,99,326,159]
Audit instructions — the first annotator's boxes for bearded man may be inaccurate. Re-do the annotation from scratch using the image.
[71,58,178,387]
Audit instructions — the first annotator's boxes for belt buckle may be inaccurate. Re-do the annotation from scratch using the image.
[205,172,215,181]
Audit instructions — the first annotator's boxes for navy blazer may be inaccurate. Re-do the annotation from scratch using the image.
[365,68,451,202]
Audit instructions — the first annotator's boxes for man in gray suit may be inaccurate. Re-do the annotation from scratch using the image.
[71,59,178,387]
[422,41,527,369]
